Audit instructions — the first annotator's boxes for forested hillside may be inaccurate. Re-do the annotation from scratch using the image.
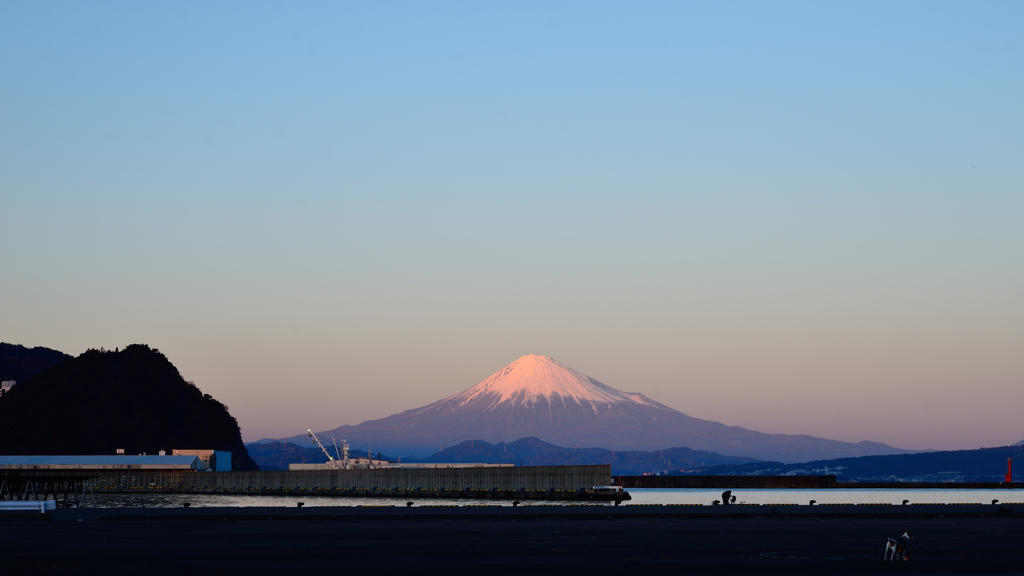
[0,344,257,471]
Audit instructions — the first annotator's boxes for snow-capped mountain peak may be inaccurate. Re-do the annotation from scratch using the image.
[450,354,665,410]
[291,353,910,462]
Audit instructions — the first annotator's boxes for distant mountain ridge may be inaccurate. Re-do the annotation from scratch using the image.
[246,436,755,474]
[420,437,757,475]
[245,441,334,471]
[284,354,910,462]
[676,444,1024,482]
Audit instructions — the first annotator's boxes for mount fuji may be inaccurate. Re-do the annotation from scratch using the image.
[281,354,908,462]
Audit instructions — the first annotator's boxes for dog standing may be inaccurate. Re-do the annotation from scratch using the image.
[884,531,913,561]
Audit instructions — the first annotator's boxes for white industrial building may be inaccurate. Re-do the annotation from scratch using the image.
[0,455,204,471]
[289,460,515,470]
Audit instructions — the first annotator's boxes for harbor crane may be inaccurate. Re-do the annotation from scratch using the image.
[307,429,350,469]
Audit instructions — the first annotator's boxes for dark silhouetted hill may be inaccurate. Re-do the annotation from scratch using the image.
[675,445,1024,482]
[422,437,757,475]
[1,343,71,382]
[0,344,257,471]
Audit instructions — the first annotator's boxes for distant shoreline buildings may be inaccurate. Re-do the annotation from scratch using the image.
[0,380,15,397]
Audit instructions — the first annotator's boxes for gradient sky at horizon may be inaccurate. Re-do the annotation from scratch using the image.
[2,1,1022,450]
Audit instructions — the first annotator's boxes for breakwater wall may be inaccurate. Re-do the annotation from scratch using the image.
[612,475,1024,489]
[613,475,837,489]
[88,465,611,495]
[833,481,1023,489]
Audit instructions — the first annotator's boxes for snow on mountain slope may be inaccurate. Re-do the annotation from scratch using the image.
[283,354,910,463]
[440,354,667,412]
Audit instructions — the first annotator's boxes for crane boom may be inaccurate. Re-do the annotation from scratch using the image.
[307,429,349,469]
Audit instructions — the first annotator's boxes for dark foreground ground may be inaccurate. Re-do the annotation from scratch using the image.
[2,508,1021,575]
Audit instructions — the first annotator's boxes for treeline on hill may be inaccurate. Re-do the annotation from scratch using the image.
[0,343,71,382]
[246,436,757,474]
[0,344,257,471]
[676,445,1024,482]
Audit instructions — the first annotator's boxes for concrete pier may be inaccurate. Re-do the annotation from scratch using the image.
[4,506,1023,573]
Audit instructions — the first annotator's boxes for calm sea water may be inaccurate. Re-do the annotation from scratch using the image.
[89,488,1023,509]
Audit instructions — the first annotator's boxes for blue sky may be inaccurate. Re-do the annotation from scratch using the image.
[2,1,1022,449]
